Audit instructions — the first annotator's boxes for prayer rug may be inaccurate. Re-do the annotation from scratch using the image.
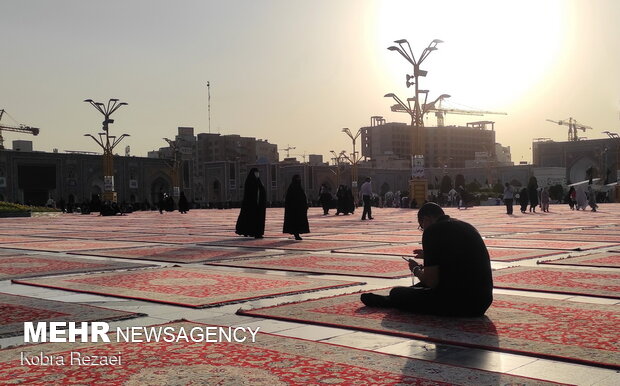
[0,235,54,244]
[538,253,620,268]
[238,292,620,369]
[202,238,383,251]
[0,293,142,338]
[332,244,559,262]
[13,267,364,308]
[108,234,235,244]
[306,233,421,243]
[205,253,413,278]
[70,245,282,264]
[482,238,617,251]
[0,254,153,280]
[0,239,153,253]
[492,266,620,299]
[0,321,562,385]
[502,233,620,243]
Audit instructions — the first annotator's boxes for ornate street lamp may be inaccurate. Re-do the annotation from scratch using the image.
[341,127,363,198]
[83,98,130,203]
[385,39,443,205]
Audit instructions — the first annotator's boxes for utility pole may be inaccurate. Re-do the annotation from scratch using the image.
[207,81,211,134]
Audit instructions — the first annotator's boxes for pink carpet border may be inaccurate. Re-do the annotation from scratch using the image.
[237,290,620,370]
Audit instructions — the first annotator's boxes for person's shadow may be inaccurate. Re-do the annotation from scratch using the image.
[356,306,503,384]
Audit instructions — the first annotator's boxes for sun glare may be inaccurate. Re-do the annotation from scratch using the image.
[374,0,566,110]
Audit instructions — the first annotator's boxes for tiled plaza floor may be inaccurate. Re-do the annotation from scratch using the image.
[1,204,619,385]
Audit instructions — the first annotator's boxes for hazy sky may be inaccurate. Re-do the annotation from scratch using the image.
[2,0,619,164]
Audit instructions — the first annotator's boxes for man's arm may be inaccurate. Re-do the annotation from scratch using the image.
[413,264,439,288]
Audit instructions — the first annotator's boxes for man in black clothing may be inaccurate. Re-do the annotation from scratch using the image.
[361,202,493,316]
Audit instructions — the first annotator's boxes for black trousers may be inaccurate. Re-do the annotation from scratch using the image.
[388,285,490,317]
[504,198,513,214]
[361,195,372,219]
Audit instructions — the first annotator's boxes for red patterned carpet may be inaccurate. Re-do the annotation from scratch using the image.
[332,244,561,262]
[539,252,620,268]
[307,233,421,243]
[13,267,363,308]
[482,238,618,251]
[238,292,620,369]
[493,266,620,299]
[0,254,153,280]
[206,253,412,278]
[0,239,153,253]
[70,245,280,264]
[108,234,236,244]
[0,293,142,338]
[0,321,562,385]
[503,232,620,243]
[203,238,383,251]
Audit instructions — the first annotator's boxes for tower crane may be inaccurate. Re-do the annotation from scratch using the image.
[389,94,507,127]
[546,117,592,141]
[282,144,296,158]
[0,109,40,150]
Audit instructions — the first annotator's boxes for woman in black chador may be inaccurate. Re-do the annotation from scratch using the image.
[283,174,310,240]
[178,191,189,214]
[235,168,266,238]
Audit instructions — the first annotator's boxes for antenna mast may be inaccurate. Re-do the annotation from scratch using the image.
[207,81,211,134]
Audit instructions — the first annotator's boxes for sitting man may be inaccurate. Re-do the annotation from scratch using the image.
[361,202,493,316]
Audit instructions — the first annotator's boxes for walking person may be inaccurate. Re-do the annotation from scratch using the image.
[519,187,529,213]
[575,186,588,210]
[178,191,189,214]
[527,177,538,213]
[318,184,332,215]
[283,175,310,240]
[502,182,514,215]
[235,168,267,238]
[587,185,598,212]
[540,187,550,212]
[359,177,374,220]
[566,186,576,210]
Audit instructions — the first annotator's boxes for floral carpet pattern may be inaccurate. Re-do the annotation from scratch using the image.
[238,292,620,369]
[0,321,563,385]
[205,253,412,278]
[70,245,281,263]
[12,267,363,308]
[0,293,142,338]
[539,252,620,268]
[0,254,152,280]
[492,266,620,298]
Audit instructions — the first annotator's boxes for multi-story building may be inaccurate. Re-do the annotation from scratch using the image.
[361,121,500,168]
[532,138,619,184]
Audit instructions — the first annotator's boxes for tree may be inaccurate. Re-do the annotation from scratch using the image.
[455,174,465,189]
[440,175,452,194]
[549,184,564,201]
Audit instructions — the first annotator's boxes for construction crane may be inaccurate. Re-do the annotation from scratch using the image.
[0,109,40,150]
[546,117,592,141]
[282,144,296,158]
[389,94,507,127]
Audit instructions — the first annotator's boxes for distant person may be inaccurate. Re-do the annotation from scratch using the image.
[360,202,493,316]
[587,185,598,212]
[178,191,189,214]
[359,177,374,220]
[540,187,550,212]
[335,185,346,215]
[527,177,539,213]
[447,188,457,207]
[318,184,332,215]
[283,175,310,240]
[158,190,165,214]
[575,186,588,210]
[566,186,576,210]
[502,182,514,215]
[519,187,529,213]
[235,168,267,238]
[45,197,56,208]
[344,186,355,214]
[165,194,174,212]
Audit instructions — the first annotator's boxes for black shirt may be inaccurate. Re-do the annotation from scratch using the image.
[422,215,493,312]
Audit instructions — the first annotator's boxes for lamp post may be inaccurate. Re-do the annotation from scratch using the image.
[163,138,182,201]
[84,98,130,203]
[341,127,362,199]
[386,38,443,205]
